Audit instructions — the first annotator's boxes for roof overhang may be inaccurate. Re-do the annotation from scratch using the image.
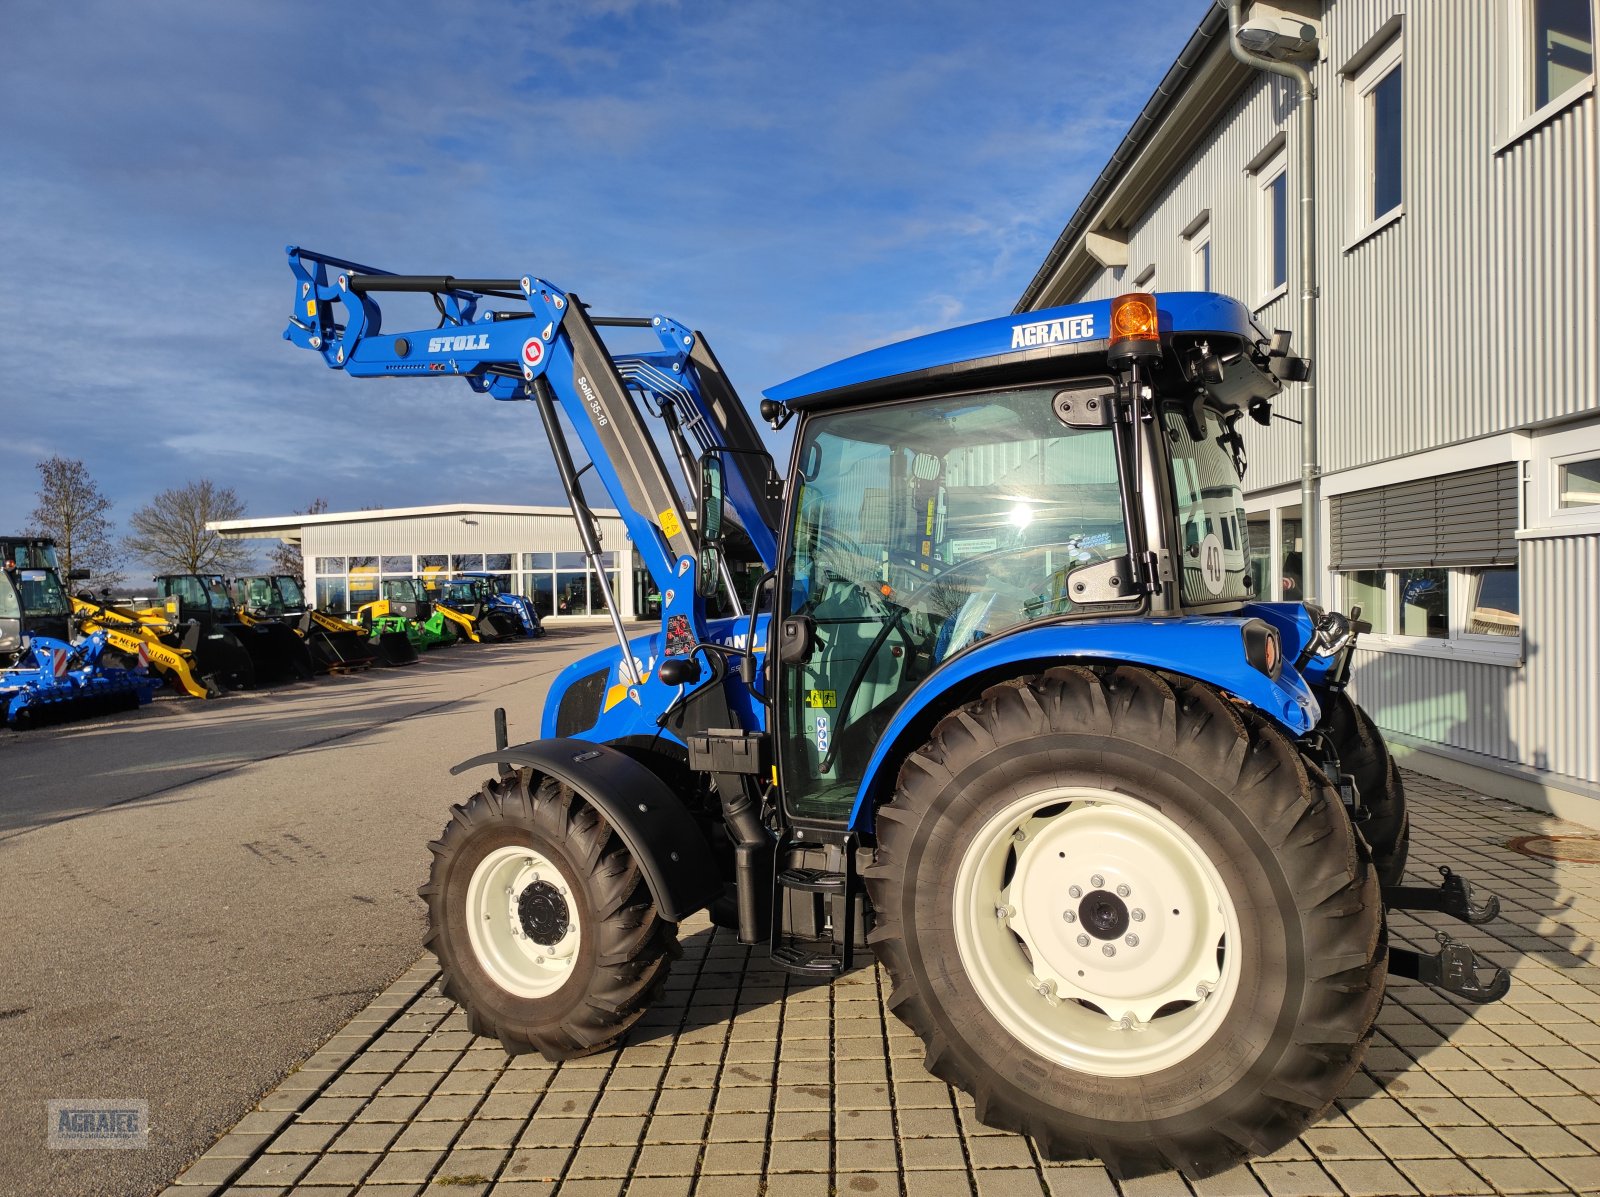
[209,503,620,541]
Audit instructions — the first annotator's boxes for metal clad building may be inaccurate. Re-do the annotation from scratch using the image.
[214,504,643,622]
[1019,1,1599,821]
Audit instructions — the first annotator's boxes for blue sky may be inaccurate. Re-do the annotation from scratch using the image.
[0,0,1207,552]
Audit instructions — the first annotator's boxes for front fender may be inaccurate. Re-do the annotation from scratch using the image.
[451,737,721,921]
[846,617,1319,832]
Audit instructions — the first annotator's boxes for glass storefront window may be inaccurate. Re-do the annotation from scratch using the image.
[381,555,413,575]
[316,578,347,612]
[555,552,588,569]
[452,554,484,572]
[524,553,551,570]
[315,557,347,575]
[1279,515,1304,602]
[526,574,553,616]
[486,553,513,571]
[418,554,447,572]
[555,571,589,615]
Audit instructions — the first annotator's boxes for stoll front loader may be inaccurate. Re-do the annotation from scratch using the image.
[358,577,459,650]
[231,574,412,670]
[282,247,1508,1178]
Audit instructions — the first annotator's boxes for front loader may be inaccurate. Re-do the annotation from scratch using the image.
[154,574,315,685]
[429,575,525,641]
[231,574,404,671]
[280,247,1509,1179]
[358,577,458,650]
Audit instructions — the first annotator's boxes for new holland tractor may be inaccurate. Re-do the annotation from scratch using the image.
[231,574,416,669]
[429,575,527,641]
[281,248,1508,1178]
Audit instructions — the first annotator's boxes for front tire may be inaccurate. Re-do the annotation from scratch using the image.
[421,770,677,1059]
[866,666,1386,1179]
[1321,692,1409,887]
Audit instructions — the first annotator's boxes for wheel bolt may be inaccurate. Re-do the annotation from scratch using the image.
[1068,885,1082,899]
[1116,883,1131,897]
[1125,934,1139,947]
[1102,944,1116,957]
[1062,910,1076,923]
[1090,873,1105,888]
[1076,934,1090,948]
[1131,909,1145,922]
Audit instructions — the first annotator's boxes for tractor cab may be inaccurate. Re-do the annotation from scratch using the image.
[430,575,490,614]
[381,577,433,621]
[723,292,1311,826]
[0,569,22,660]
[232,575,308,618]
[156,574,240,625]
[1,535,81,642]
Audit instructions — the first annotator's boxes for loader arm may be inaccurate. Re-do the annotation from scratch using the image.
[283,246,780,694]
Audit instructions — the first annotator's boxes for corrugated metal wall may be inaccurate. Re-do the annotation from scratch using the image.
[1073,0,1598,482]
[300,511,627,560]
[1351,532,1600,789]
[1057,0,1599,793]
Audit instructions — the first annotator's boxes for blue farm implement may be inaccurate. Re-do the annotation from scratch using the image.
[279,247,1510,1179]
[0,633,160,729]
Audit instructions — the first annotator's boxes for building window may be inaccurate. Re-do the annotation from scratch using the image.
[1186,217,1212,291]
[1252,148,1288,300]
[1347,34,1404,238]
[1533,0,1595,109]
[1331,464,1521,659]
[1558,454,1600,509]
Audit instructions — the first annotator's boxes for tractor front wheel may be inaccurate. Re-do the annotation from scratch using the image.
[420,771,677,1059]
[866,666,1386,1179]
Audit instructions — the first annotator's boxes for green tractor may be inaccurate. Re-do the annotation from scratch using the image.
[357,577,458,650]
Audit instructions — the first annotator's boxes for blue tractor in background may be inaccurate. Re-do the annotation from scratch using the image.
[282,250,1506,1179]
[457,572,544,637]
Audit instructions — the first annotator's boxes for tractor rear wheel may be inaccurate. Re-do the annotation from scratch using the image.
[1321,691,1409,887]
[866,665,1386,1179]
[420,770,677,1059]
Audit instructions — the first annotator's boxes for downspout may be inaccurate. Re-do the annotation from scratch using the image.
[1224,0,1321,604]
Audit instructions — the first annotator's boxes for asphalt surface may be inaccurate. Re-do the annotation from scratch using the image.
[0,627,615,1197]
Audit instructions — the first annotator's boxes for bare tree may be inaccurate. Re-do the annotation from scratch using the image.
[27,456,125,590]
[125,480,255,576]
[267,497,329,578]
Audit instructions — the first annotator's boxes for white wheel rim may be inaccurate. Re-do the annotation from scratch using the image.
[952,786,1242,1077]
[465,845,583,999]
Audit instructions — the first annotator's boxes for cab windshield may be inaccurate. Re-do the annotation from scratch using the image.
[277,577,306,608]
[779,384,1131,821]
[385,578,426,602]
[18,569,69,616]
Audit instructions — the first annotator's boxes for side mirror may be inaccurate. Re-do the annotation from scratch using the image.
[696,454,726,600]
[69,568,91,581]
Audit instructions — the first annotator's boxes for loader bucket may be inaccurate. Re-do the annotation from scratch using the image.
[481,610,524,641]
[238,620,316,684]
[306,626,379,672]
[371,629,419,666]
[178,622,256,692]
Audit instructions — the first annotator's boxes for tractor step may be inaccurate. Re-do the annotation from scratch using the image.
[770,835,864,979]
[1389,933,1510,1004]
[771,939,850,978]
[1383,865,1500,925]
[777,866,847,894]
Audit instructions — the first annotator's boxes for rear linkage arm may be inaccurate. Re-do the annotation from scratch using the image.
[1384,866,1509,1004]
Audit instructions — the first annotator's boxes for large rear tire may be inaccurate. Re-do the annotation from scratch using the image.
[420,770,677,1059]
[1321,692,1409,887]
[866,665,1386,1179]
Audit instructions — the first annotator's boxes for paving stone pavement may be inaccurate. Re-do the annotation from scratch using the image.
[163,771,1600,1197]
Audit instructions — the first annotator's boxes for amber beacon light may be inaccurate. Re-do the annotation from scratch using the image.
[1109,291,1161,363]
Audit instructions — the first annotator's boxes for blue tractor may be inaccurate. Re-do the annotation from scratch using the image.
[455,572,544,638]
[281,250,1506,1178]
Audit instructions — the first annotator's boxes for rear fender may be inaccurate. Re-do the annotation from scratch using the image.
[845,617,1319,833]
[450,737,721,922]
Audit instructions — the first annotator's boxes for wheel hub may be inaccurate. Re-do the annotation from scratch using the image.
[953,787,1242,1077]
[517,881,570,945]
[1079,890,1129,940]
[464,845,583,999]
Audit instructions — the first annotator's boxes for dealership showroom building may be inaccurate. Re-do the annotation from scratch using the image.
[214,503,647,623]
